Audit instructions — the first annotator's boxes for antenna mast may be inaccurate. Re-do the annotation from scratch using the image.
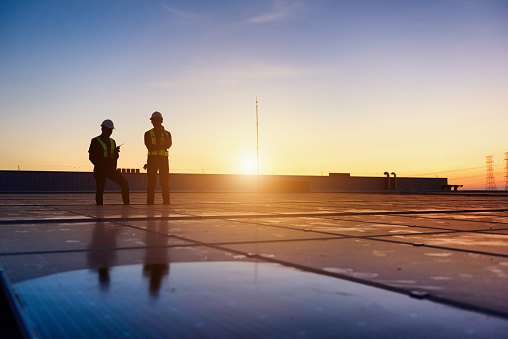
[256,97,260,191]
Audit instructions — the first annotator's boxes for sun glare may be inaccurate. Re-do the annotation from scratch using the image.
[241,156,257,175]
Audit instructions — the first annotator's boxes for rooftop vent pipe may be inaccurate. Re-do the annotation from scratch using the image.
[384,172,391,190]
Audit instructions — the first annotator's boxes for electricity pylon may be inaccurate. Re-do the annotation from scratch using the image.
[486,155,497,190]
[504,152,508,191]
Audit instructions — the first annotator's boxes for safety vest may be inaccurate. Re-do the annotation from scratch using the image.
[148,129,169,156]
[95,137,115,157]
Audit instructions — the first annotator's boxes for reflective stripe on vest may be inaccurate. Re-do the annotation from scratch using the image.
[95,137,115,157]
[148,129,169,156]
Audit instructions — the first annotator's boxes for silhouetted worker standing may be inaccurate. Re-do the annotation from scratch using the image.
[88,119,130,205]
[145,111,172,205]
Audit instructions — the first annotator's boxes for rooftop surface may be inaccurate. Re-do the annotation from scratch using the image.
[1,192,508,338]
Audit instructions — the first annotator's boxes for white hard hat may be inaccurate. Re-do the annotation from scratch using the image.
[101,119,115,129]
[151,111,163,120]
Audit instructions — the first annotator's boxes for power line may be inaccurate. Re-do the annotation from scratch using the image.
[412,166,488,177]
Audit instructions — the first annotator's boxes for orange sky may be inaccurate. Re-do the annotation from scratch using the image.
[1,1,507,190]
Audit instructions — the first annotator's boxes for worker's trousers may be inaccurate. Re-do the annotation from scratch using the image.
[93,167,130,205]
[147,156,170,204]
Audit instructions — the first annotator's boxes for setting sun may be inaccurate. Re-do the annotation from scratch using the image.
[241,156,257,175]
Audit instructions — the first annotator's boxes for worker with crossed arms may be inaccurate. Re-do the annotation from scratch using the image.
[144,111,172,205]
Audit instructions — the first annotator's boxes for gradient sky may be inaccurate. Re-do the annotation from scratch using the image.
[1,0,507,189]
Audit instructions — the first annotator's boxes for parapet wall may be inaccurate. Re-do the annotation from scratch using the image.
[0,170,447,193]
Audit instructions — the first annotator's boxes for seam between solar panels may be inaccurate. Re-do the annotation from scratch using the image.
[2,207,508,225]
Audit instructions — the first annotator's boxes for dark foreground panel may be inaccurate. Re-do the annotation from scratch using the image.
[12,262,508,338]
